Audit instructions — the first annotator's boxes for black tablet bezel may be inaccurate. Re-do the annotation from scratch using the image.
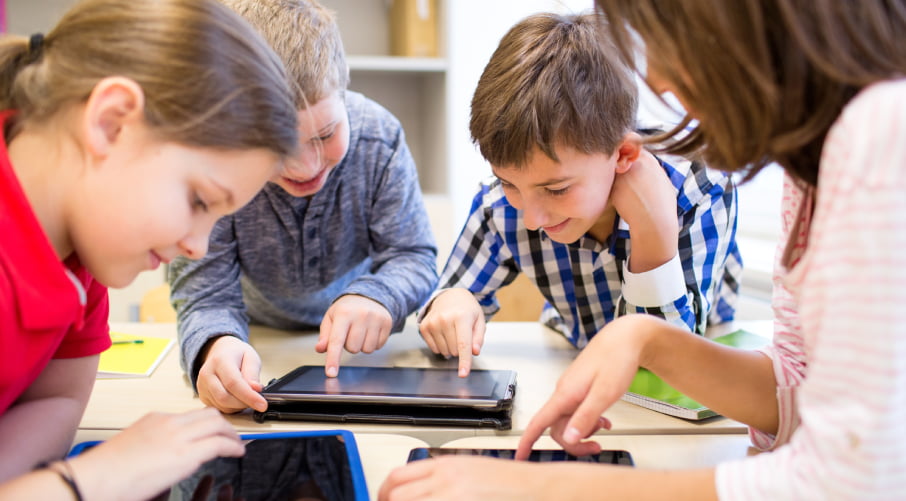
[253,400,513,429]
[260,366,517,409]
[407,447,634,465]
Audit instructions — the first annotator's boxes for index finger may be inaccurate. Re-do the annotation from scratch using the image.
[514,380,592,459]
[515,397,564,459]
[454,316,474,377]
[316,314,333,353]
[325,316,352,377]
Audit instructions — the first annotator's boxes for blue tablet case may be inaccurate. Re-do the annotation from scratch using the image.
[69,429,368,501]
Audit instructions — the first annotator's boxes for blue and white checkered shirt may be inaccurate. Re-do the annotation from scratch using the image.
[428,155,742,348]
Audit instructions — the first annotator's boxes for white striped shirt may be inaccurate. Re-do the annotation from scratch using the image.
[716,80,906,499]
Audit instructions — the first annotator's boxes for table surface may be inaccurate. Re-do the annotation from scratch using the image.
[83,321,751,445]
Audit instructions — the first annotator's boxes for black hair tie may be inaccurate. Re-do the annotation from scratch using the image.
[27,33,45,64]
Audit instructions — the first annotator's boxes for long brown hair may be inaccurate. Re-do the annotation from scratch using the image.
[595,0,906,186]
[0,0,298,157]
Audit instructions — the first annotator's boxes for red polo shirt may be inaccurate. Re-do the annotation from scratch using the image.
[0,111,111,414]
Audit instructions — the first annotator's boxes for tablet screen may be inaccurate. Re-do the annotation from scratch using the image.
[168,435,357,501]
[407,447,634,465]
[263,366,515,404]
[71,433,365,501]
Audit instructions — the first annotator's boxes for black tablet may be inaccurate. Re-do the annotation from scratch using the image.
[260,366,517,410]
[407,447,634,465]
[69,430,369,501]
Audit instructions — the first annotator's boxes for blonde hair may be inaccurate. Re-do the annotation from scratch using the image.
[0,0,298,157]
[222,0,349,106]
[470,12,637,168]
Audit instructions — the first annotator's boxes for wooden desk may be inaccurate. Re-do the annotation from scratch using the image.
[82,321,747,445]
[72,430,427,501]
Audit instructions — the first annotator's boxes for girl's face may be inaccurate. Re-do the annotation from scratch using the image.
[272,90,350,198]
[69,130,279,288]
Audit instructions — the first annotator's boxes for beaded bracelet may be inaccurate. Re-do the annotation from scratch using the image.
[37,460,84,501]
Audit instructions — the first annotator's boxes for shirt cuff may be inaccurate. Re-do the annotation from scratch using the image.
[621,253,686,307]
[749,346,801,451]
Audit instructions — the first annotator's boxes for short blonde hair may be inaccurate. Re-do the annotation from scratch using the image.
[223,0,349,107]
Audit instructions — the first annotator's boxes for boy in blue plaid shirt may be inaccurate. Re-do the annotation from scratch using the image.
[419,12,742,376]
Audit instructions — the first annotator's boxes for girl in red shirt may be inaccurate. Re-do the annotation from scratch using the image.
[0,0,298,498]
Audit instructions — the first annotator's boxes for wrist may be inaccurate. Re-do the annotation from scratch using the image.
[624,202,678,268]
[37,460,84,501]
[421,288,454,318]
[628,315,668,370]
[626,223,678,273]
[193,334,236,384]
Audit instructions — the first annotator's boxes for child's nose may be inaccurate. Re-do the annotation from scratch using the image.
[521,203,550,231]
[178,230,210,261]
[281,143,323,178]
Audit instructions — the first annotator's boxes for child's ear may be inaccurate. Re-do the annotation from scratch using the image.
[82,77,145,158]
[614,132,643,174]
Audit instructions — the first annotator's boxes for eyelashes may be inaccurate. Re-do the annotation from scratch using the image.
[500,181,571,197]
[192,193,209,212]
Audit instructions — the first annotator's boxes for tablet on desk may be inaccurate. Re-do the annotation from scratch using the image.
[70,430,368,501]
[408,447,634,465]
[253,366,517,429]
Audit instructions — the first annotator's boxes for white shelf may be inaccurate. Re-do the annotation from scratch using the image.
[348,55,447,73]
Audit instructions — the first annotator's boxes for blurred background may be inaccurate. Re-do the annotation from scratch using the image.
[3,0,778,323]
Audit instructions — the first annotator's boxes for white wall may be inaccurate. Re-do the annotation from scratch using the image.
[6,0,74,33]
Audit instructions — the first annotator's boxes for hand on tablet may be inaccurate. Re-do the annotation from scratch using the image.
[379,455,554,501]
[67,409,244,501]
[196,336,267,413]
[516,317,650,460]
[316,294,393,377]
[418,288,486,377]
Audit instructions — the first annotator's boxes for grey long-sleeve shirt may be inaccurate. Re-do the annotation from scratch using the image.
[169,91,438,381]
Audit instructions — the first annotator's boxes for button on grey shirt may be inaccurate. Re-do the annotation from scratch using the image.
[169,91,438,381]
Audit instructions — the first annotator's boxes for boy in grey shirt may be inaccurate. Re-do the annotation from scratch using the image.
[169,0,437,414]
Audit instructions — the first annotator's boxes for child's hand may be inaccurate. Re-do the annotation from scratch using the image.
[418,288,486,377]
[610,149,679,273]
[196,336,266,413]
[516,315,657,459]
[68,408,244,501]
[379,456,551,501]
[316,294,393,377]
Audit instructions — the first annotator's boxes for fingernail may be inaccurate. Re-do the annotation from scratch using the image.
[326,367,338,378]
[599,417,612,430]
[459,367,468,377]
[564,427,581,444]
